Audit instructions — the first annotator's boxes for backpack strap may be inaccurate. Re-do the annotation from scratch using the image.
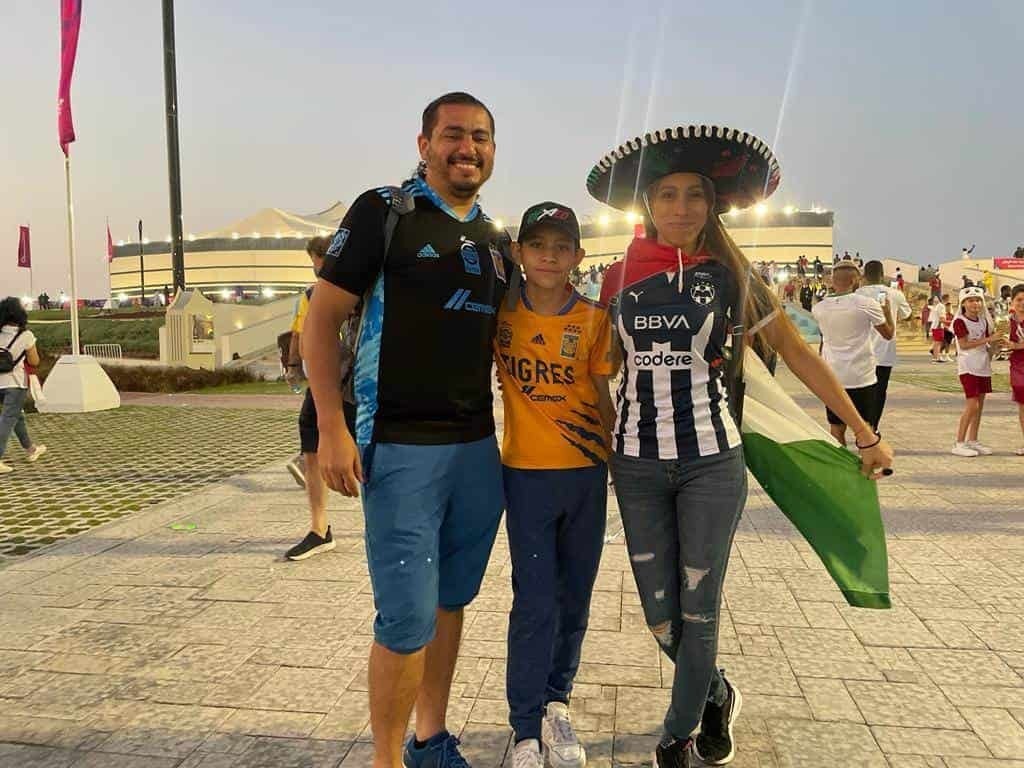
[2,329,25,356]
[491,231,523,310]
[341,185,417,404]
[382,185,416,265]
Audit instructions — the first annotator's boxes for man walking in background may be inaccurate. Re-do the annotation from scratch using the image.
[857,261,912,427]
[812,259,894,445]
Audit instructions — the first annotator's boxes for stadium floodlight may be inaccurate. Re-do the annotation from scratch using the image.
[755,203,767,216]
[783,205,795,215]
[625,211,639,224]
[728,207,739,217]
[493,219,505,230]
[261,286,275,298]
[221,289,232,300]
[598,214,611,227]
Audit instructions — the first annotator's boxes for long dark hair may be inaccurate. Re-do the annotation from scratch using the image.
[0,297,28,331]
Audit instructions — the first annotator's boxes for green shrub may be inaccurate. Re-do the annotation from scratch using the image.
[99,364,262,393]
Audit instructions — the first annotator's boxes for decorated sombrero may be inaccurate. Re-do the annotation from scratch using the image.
[586,124,781,213]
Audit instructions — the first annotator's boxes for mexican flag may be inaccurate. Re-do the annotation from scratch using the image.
[739,349,891,609]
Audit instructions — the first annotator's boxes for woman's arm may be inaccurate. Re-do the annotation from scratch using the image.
[26,344,40,367]
[957,335,996,351]
[756,315,894,479]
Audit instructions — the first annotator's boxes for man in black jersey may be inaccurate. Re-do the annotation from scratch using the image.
[305,92,509,768]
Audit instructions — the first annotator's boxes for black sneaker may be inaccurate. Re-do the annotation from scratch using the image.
[695,674,743,765]
[653,736,691,768]
[285,527,335,561]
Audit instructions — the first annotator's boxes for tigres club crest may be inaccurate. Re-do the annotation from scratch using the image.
[560,324,582,359]
[690,279,716,306]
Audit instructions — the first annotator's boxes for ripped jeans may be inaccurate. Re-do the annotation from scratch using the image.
[609,447,746,739]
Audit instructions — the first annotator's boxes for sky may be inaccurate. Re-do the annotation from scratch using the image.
[2,0,1023,298]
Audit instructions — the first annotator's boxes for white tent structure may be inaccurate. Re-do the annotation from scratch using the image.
[110,203,349,299]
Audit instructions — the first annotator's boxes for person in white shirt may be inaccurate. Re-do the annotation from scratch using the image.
[812,260,894,445]
[0,297,47,473]
[950,286,999,457]
[928,296,948,362]
[856,261,913,427]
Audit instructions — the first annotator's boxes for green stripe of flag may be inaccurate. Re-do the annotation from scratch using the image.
[739,350,891,609]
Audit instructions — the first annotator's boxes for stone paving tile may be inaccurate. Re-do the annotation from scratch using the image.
[0,744,84,767]
[871,726,991,757]
[767,719,887,767]
[2,368,1023,765]
[958,707,1024,759]
[845,680,968,729]
[797,678,863,723]
[0,406,296,561]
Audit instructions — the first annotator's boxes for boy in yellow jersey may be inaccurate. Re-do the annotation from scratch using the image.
[497,202,615,768]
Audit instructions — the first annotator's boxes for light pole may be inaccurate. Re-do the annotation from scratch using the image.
[138,219,145,303]
[162,0,185,291]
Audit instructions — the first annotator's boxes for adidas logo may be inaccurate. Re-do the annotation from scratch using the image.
[417,243,439,259]
[531,333,546,345]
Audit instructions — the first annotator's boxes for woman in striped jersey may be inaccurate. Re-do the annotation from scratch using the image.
[587,126,894,768]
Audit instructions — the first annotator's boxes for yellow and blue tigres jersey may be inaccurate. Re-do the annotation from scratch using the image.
[496,290,613,468]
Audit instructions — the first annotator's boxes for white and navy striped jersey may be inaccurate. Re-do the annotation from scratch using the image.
[602,248,742,461]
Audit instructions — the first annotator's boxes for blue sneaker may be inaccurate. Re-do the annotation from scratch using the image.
[404,732,471,768]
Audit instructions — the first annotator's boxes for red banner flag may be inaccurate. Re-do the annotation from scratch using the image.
[58,0,82,156]
[106,222,114,262]
[17,226,31,269]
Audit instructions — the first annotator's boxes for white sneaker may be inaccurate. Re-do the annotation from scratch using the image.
[0,461,12,474]
[951,443,979,457]
[542,702,586,768]
[966,441,993,456]
[1016,447,1024,457]
[26,445,47,463]
[513,740,545,768]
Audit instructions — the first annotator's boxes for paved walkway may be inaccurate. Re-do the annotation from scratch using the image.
[1,360,1023,767]
[0,405,297,562]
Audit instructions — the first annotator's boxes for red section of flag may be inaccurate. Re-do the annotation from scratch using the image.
[107,222,114,262]
[633,222,646,239]
[17,226,31,269]
[58,0,82,156]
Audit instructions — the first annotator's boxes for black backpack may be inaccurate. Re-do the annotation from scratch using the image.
[0,329,26,375]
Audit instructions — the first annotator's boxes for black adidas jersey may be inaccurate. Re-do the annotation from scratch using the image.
[609,259,742,460]
[319,177,512,446]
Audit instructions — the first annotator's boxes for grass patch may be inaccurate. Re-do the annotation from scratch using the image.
[892,372,1010,393]
[31,316,162,357]
[190,380,295,395]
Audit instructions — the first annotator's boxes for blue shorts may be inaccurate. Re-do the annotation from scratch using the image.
[360,435,504,654]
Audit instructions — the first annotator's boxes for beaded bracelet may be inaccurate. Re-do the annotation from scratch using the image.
[856,431,882,450]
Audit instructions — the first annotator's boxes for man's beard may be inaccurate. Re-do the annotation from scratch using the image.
[427,150,487,198]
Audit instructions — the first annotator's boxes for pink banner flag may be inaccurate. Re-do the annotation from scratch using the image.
[107,222,114,262]
[17,226,31,268]
[58,0,82,156]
